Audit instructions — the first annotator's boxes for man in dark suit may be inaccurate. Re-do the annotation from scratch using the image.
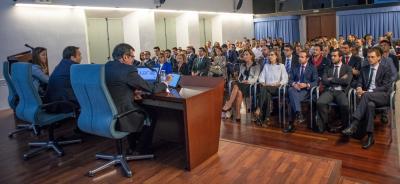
[341,41,362,88]
[309,44,331,78]
[284,50,318,133]
[164,49,177,69]
[342,47,393,149]
[143,51,157,67]
[283,44,299,77]
[105,43,167,154]
[316,49,353,132]
[46,46,81,113]
[222,44,239,80]
[186,46,197,71]
[191,47,210,76]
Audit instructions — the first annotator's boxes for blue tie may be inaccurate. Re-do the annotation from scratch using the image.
[285,58,291,73]
[300,65,305,83]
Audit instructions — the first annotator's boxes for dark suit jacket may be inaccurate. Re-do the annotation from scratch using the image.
[309,56,331,78]
[322,64,353,93]
[145,59,157,68]
[389,53,399,72]
[226,50,239,64]
[105,60,166,132]
[166,57,177,69]
[283,55,299,75]
[187,53,197,72]
[191,56,211,76]
[46,59,79,113]
[289,63,318,89]
[173,63,190,75]
[342,55,362,87]
[357,64,392,95]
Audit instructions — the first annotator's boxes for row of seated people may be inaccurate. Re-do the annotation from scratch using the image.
[221,46,396,149]
[21,44,166,157]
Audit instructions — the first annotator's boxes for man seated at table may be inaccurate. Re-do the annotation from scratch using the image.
[105,43,167,154]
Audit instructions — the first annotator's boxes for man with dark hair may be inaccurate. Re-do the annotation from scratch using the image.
[284,50,318,133]
[316,49,353,133]
[186,46,197,71]
[105,43,167,154]
[171,47,178,59]
[283,44,299,77]
[46,46,81,113]
[310,44,331,78]
[191,47,210,76]
[341,41,362,87]
[164,49,177,68]
[152,46,161,63]
[342,47,392,149]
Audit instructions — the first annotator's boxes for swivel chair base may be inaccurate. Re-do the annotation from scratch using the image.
[23,125,82,160]
[87,140,154,178]
[9,124,39,138]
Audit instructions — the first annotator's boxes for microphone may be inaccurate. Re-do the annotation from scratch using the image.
[24,44,34,50]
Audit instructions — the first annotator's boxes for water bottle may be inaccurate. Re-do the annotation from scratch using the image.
[160,70,166,82]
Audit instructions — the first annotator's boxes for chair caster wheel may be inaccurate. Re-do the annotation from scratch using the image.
[57,152,65,157]
[88,172,95,177]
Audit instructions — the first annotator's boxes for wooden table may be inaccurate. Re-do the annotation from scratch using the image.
[142,76,225,170]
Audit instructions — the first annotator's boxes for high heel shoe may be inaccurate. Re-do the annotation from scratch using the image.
[222,104,232,112]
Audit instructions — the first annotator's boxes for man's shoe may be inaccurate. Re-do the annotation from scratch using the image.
[342,120,359,136]
[381,114,388,124]
[315,118,325,133]
[362,134,375,149]
[283,123,295,133]
[296,113,305,123]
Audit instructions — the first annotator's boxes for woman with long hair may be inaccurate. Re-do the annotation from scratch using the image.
[254,50,288,126]
[31,47,49,96]
[209,46,227,78]
[173,53,190,75]
[222,49,260,121]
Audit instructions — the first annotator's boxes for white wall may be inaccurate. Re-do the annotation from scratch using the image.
[155,16,177,50]
[87,18,124,63]
[199,17,212,46]
[123,11,156,54]
[0,2,89,110]
[211,16,223,43]
[16,0,253,13]
[176,12,200,48]
[221,14,254,42]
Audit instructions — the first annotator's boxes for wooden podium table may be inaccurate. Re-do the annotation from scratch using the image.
[142,76,224,170]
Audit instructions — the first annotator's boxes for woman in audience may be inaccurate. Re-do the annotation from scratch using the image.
[173,53,190,75]
[155,52,173,74]
[208,46,227,78]
[31,47,49,97]
[254,50,288,126]
[222,49,260,121]
[139,51,145,62]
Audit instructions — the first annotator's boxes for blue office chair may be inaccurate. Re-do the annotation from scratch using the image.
[3,61,39,137]
[71,64,154,178]
[11,62,81,159]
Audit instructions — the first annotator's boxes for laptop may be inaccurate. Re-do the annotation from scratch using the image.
[137,66,159,83]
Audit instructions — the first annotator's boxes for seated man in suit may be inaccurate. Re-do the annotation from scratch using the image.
[142,51,157,67]
[155,52,173,74]
[164,49,177,69]
[46,46,81,113]
[191,47,210,76]
[283,44,299,78]
[316,49,353,133]
[105,43,167,154]
[284,50,318,133]
[310,44,331,78]
[341,41,362,88]
[186,46,197,71]
[342,47,392,149]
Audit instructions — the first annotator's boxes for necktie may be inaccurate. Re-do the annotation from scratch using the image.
[285,58,291,73]
[333,66,339,79]
[263,58,268,65]
[367,67,375,88]
[345,56,350,64]
[300,65,305,82]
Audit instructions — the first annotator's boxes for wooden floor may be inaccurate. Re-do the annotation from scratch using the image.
[0,109,399,183]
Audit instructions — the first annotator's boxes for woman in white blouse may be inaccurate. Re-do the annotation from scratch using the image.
[255,50,288,126]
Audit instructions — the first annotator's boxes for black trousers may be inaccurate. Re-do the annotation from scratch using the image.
[353,92,389,133]
[257,86,279,119]
[316,90,349,128]
[126,108,158,153]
